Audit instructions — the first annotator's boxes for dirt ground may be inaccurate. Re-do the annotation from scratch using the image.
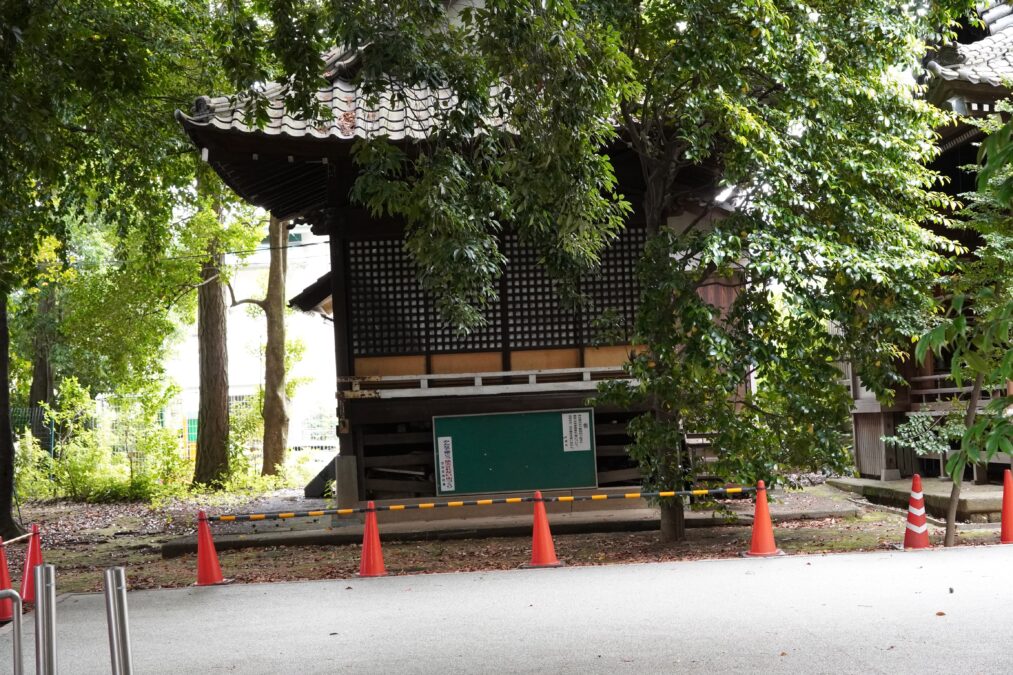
[0,490,1001,595]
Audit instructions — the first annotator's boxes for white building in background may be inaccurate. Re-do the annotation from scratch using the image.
[162,223,337,463]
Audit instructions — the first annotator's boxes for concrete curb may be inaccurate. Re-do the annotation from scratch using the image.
[160,505,858,558]
[828,477,1003,522]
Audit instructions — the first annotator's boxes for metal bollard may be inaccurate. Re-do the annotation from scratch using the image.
[0,588,24,675]
[33,564,57,675]
[103,567,133,675]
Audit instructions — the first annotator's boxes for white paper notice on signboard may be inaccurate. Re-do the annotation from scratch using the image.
[437,436,456,492]
[561,412,592,452]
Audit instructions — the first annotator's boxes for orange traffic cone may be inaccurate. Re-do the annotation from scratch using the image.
[746,481,782,557]
[903,474,930,550]
[358,501,386,578]
[524,491,562,568]
[196,510,224,586]
[19,524,43,603]
[1001,469,1013,545]
[0,540,12,622]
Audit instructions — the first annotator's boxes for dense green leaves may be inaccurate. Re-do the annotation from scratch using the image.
[223,1,977,491]
[595,0,973,489]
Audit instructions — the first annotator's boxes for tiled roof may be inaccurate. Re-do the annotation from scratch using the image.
[926,2,1013,88]
[178,49,497,142]
[981,0,1013,34]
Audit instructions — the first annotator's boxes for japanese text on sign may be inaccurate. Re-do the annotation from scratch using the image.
[437,436,456,491]
[561,412,591,452]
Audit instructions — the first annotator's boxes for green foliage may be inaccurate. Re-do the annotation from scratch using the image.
[600,234,855,488]
[218,0,976,492]
[1,1,228,296]
[0,1,250,529]
[13,379,309,504]
[884,409,965,463]
[14,431,56,501]
[220,0,635,330]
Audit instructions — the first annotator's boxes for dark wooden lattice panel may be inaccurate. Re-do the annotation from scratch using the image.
[348,226,645,358]
[347,239,427,356]
[426,296,503,353]
[503,232,579,349]
[580,225,646,345]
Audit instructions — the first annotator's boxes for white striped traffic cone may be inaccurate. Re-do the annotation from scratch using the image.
[903,474,930,549]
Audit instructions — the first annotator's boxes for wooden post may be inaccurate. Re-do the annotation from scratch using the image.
[325,205,360,497]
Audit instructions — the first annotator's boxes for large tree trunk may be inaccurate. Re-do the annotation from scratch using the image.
[0,291,25,538]
[944,373,985,546]
[28,288,54,409]
[28,287,55,451]
[193,248,230,486]
[261,217,289,476]
[660,500,686,541]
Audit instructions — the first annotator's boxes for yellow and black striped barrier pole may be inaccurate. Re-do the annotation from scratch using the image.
[205,486,755,523]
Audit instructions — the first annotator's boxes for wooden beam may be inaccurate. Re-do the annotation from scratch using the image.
[594,422,632,436]
[347,392,641,425]
[596,468,642,484]
[362,432,433,446]
[365,477,436,494]
[363,453,435,468]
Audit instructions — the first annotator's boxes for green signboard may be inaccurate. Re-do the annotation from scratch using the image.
[432,408,597,496]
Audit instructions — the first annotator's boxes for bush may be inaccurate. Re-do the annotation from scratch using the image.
[14,378,315,505]
[14,430,56,501]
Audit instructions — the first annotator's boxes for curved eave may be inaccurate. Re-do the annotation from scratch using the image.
[177,110,362,221]
[926,70,1011,109]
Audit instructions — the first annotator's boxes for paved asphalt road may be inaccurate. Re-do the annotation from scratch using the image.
[0,545,1010,674]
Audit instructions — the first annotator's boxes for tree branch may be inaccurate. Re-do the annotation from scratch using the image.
[227,281,265,310]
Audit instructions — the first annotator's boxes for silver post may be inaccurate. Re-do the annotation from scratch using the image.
[33,565,45,675]
[42,565,57,674]
[103,569,122,675]
[0,588,24,675]
[112,568,132,675]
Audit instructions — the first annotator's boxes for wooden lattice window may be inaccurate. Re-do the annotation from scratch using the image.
[347,225,646,358]
[347,239,427,356]
[503,232,579,349]
[580,225,646,345]
[427,296,503,353]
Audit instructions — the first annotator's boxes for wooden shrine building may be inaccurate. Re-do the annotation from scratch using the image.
[178,50,730,500]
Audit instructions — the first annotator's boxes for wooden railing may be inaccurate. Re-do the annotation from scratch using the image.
[908,373,1007,412]
[340,366,632,399]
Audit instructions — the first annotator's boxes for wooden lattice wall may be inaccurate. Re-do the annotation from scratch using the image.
[347,226,647,359]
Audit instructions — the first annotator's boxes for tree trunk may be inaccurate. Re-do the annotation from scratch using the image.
[660,499,686,542]
[193,248,230,486]
[945,372,985,547]
[656,402,688,542]
[0,291,25,538]
[28,287,55,451]
[944,479,961,548]
[261,217,289,476]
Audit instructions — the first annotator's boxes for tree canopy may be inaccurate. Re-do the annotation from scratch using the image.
[0,0,243,535]
[216,1,976,528]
